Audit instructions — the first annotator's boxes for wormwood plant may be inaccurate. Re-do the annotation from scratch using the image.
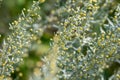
[0,1,43,79]
[54,0,120,80]
[0,0,120,80]
[37,0,120,80]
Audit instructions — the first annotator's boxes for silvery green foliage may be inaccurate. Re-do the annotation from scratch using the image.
[0,1,43,79]
[55,0,120,80]
[0,0,120,80]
